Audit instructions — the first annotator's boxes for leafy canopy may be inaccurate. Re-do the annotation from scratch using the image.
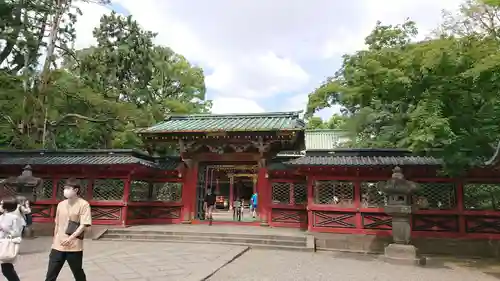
[0,1,211,150]
[306,0,500,174]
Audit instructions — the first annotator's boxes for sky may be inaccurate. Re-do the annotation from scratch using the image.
[74,0,463,119]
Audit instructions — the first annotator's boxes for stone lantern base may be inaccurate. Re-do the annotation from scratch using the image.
[383,244,426,266]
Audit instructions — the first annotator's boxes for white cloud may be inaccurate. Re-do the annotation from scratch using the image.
[73,0,465,119]
[322,0,463,58]
[211,97,265,114]
[73,2,113,50]
[205,52,309,98]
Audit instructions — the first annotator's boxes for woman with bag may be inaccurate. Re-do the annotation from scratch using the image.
[0,197,25,281]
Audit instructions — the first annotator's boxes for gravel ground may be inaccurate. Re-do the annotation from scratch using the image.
[208,250,500,281]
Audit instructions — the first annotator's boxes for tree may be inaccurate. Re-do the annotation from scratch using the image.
[71,12,211,148]
[306,5,500,174]
[306,115,347,130]
[0,2,211,150]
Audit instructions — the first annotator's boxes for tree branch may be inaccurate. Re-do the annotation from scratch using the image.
[49,113,115,127]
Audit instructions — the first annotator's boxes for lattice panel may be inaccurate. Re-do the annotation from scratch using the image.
[414,182,456,210]
[293,182,307,204]
[57,179,88,199]
[151,206,181,219]
[31,204,52,218]
[463,183,500,210]
[361,181,385,208]
[314,180,354,207]
[362,213,392,230]
[91,207,122,220]
[35,179,53,200]
[127,206,181,220]
[465,216,500,233]
[272,182,291,204]
[412,215,459,232]
[271,209,307,223]
[0,178,16,197]
[152,182,182,202]
[92,179,124,201]
[312,211,356,228]
[129,180,150,201]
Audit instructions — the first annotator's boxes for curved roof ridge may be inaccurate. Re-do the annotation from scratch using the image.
[166,111,303,120]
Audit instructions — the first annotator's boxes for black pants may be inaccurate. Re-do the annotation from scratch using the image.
[45,249,86,281]
[1,263,20,281]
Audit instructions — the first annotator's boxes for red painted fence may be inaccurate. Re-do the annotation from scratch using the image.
[295,176,500,239]
[29,177,183,225]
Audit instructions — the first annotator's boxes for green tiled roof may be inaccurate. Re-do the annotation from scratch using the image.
[286,155,442,166]
[0,150,180,170]
[140,111,305,133]
[305,129,350,150]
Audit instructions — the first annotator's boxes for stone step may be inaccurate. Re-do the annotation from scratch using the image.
[99,237,313,252]
[101,233,307,247]
[105,229,307,243]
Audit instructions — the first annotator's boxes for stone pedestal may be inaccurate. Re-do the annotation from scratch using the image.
[383,243,424,265]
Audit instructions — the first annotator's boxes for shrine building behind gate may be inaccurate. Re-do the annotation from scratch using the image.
[1,111,500,241]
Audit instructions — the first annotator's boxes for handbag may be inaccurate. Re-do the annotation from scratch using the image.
[65,220,84,240]
[64,204,84,240]
[0,237,21,262]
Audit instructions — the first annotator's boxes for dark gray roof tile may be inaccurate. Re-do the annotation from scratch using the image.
[286,155,442,166]
[0,150,180,170]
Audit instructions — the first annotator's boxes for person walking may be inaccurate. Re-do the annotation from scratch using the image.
[18,198,32,238]
[251,192,258,219]
[204,188,216,226]
[45,178,92,281]
[0,196,25,281]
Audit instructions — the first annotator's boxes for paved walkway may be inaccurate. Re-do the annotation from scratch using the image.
[16,238,247,281]
[208,250,500,281]
[13,237,500,281]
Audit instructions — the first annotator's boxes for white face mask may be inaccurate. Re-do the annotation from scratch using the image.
[63,189,77,199]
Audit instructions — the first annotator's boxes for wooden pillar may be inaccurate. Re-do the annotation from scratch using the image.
[121,175,131,226]
[456,179,466,234]
[253,177,257,193]
[354,180,362,230]
[257,159,270,226]
[236,181,240,200]
[50,177,59,219]
[229,176,234,210]
[307,175,314,232]
[181,160,197,223]
[86,175,94,201]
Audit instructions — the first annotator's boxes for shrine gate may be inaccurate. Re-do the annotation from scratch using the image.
[0,111,500,240]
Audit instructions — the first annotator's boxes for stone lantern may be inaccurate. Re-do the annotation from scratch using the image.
[3,165,42,238]
[377,166,422,265]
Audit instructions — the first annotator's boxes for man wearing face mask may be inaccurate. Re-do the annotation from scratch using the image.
[45,178,92,281]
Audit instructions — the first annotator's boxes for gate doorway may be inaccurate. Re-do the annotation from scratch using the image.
[195,162,259,223]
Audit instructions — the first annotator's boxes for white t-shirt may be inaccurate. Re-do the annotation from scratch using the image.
[0,212,25,239]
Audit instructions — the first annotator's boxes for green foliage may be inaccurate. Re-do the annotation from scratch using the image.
[306,1,500,174]
[306,115,347,130]
[0,2,211,150]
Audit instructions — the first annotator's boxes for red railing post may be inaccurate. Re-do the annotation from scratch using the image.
[307,176,314,231]
[257,165,270,226]
[121,176,131,226]
[50,177,59,219]
[354,180,362,229]
[456,179,466,234]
